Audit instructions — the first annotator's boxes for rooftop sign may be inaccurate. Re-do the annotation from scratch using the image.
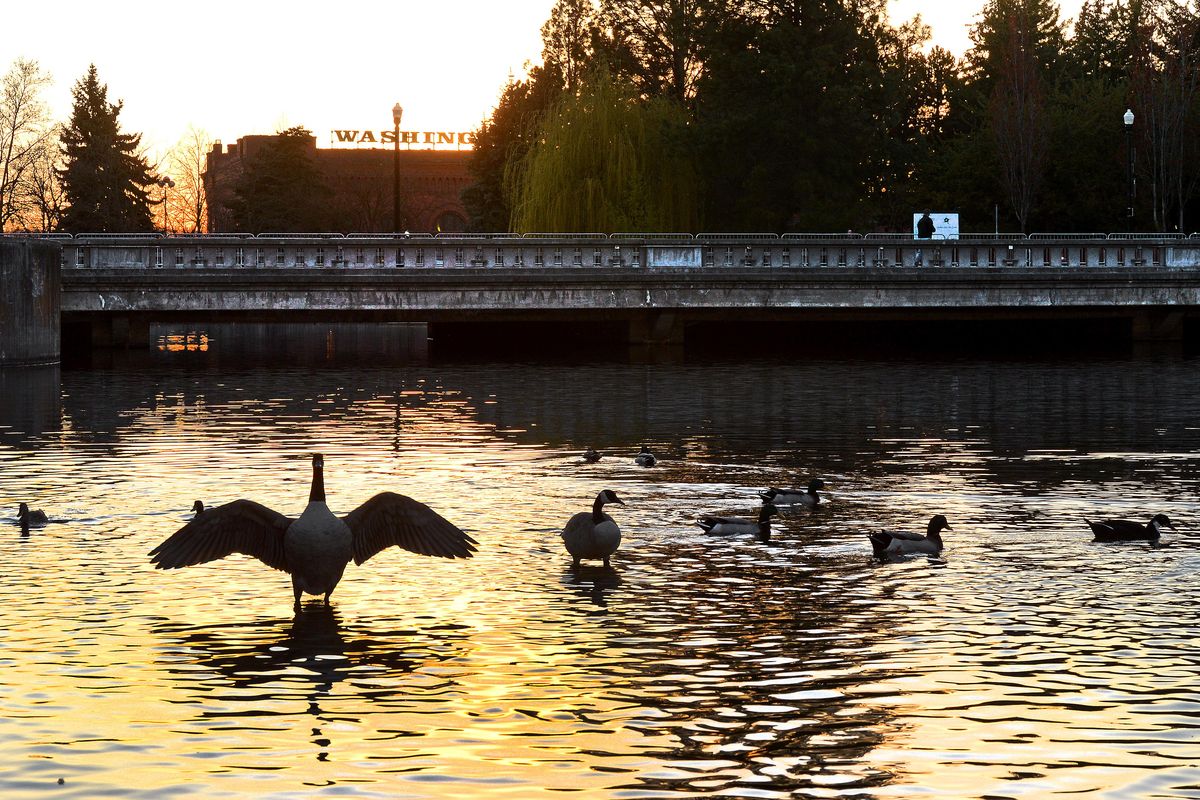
[330,130,475,148]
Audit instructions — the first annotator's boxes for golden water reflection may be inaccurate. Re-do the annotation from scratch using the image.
[1,354,1199,797]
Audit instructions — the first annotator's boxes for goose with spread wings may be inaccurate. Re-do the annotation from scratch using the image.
[149,454,477,609]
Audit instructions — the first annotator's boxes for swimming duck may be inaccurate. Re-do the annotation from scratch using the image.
[583,448,602,463]
[759,478,826,508]
[561,489,625,568]
[697,504,779,542]
[191,500,204,516]
[1087,514,1174,542]
[635,447,657,467]
[149,454,477,609]
[17,503,48,529]
[868,515,951,558]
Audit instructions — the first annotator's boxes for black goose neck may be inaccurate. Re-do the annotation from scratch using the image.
[309,458,326,503]
[592,495,606,523]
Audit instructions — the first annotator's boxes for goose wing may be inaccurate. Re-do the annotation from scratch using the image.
[344,492,477,565]
[149,499,292,571]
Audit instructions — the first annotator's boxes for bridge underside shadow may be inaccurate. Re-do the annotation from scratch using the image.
[61,306,1197,359]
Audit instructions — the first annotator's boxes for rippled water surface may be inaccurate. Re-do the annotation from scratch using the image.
[2,331,1200,798]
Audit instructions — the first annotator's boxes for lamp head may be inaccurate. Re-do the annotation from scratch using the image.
[392,103,403,126]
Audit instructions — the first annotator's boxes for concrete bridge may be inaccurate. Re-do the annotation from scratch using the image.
[36,232,1200,346]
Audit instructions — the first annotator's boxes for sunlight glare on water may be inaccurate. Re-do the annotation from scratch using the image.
[1,337,1199,798]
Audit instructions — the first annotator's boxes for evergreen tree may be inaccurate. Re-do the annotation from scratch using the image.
[227,127,333,233]
[58,64,155,233]
[692,0,901,230]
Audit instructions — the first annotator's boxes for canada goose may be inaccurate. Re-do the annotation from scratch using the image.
[191,500,204,516]
[868,515,950,558]
[1087,514,1174,542]
[759,478,826,508]
[697,504,779,542]
[635,447,656,467]
[149,454,477,609]
[17,503,48,528]
[561,489,625,568]
[582,448,602,463]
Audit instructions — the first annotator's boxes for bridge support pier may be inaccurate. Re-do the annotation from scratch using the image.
[628,311,684,346]
[1131,309,1184,341]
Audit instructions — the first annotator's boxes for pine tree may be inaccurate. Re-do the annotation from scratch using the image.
[58,64,155,233]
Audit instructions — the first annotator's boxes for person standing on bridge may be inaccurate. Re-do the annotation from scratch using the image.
[917,211,936,240]
[915,211,935,265]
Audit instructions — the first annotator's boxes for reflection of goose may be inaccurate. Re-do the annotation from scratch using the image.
[17,503,48,528]
[697,504,778,542]
[868,515,950,558]
[150,454,477,609]
[582,448,601,463]
[759,478,825,508]
[561,489,625,568]
[635,446,656,467]
[1087,514,1174,542]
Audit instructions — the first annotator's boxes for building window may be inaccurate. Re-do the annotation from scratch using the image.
[276,247,285,266]
[215,249,225,266]
[316,247,325,266]
[154,247,163,268]
[256,248,265,266]
[175,248,184,266]
[235,247,245,267]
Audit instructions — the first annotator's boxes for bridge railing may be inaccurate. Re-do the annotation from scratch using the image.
[7,231,1197,271]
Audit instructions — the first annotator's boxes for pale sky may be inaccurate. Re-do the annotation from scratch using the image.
[2,0,1085,159]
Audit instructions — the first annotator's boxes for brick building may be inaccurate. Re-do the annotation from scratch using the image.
[203,133,472,233]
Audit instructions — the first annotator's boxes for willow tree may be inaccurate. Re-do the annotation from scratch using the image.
[506,69,699,233]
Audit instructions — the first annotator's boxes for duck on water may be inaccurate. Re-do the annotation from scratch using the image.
[868,515,951,558]
[697,504,779,543]
[759,478,825,508]
[1087,514,1175,543]
[17,503,49,530]
[149,454,477,610]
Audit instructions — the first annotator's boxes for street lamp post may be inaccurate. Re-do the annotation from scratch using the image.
[156,176,175,233]
[1124,108,1135,229]
[392,102,403,233]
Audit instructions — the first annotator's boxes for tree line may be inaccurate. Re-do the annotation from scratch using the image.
[465,0,1200,234]
[3,1,1197,236]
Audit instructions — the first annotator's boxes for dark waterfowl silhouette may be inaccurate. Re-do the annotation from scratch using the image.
[634,446,657,467]
[1087,514,1174,543]
[149,454,477,609]
[17,503,48,529]
[190,500,204,516]
[759,478,826,508]
[582,448,602,463]
[561,489,624,569]
[869,515,951,558]
[697,504,779,543]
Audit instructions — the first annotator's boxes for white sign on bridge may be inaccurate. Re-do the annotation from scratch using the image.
[912,212,960,240]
